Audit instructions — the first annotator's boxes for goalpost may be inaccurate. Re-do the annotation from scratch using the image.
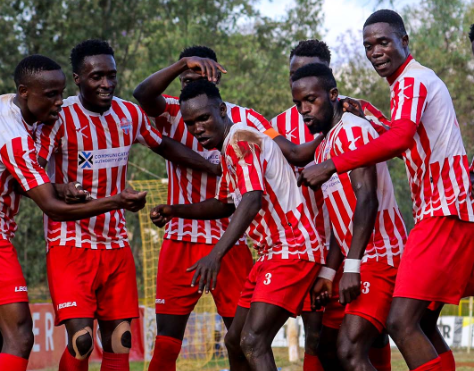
[129,179,227,371]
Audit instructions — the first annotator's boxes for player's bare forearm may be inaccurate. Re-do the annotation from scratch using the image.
[210,191,262,259]
[348,166,378,260]
[133,61,186,117]
[27,183,146,221]
[154,136,221,176]
[273,135,323,167]
[171,198,235,220]
[325,233,345,270]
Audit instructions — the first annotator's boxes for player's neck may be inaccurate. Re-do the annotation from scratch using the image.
[217,116,233,151]
[13,95,36,125]
[325,101,343,136]
[79,94,111,115]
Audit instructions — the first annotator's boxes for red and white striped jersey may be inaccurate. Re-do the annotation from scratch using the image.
[388,56,474,223]
[216,123,325,262]
[155,95,272,244]
[270,98,390,250]
[0,94,50,241]
[315,113,406,267]
[36,95,162,249]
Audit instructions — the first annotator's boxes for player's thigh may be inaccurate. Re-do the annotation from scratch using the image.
[156,240,210,316]
[338,314,380,352]
[47,247,98,325]
[212,243,253,318]
[96,248,139,322]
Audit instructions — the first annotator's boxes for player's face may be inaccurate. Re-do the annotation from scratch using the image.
[74,54,117,113]
[292,76,336,135]
[363,22,409,78]
[20,69,66,125]
[179,69,220,89]
[289,56,329,85]
[181,95,227,150]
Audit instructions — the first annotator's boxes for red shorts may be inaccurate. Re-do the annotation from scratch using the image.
[47,246,139,326]
[394,216,474,305]
[0,241,28,305]
[156,239,253,317]
[238,259,321,316]
[345,261,397,333]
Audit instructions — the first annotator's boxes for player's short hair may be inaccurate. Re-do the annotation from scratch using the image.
[179,79,222,104]
[291,63,337,92]
[469,24,474,43]
[70,39,115,73]
[179,45,218,62]
[363,9,407,37]
[289,39,331,64]
[14,54,62,87]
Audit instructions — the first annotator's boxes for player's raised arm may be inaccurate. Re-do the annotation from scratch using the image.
[133,57,226,117]
[338,164,378,305]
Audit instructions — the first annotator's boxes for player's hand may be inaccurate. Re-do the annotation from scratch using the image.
[150,204,173,227]
[187,252,221,294]
[64,182,92,204]
[210,163,222,177]
[116,188,147,212]
[184,57,227,83]
[339,272,361,305]
[298,160,336,190]
[311,277,333,310]
[341,98,366,119]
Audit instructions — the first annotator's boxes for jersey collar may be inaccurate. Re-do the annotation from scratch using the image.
[387,54,414,86]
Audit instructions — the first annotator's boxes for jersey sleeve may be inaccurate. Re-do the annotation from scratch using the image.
[245,108,272,133]
[215,158,233,204]
[0,136,50,192]
[333,77,427,174]
[35,119,62,162]
[154,95,181,135]
[135,106,163,149]
[225,138,266,196]
[360,99,391,135]
[333,123,378,157]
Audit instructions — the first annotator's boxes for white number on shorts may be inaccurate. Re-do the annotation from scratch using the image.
[264,273,272,285]
[362,281,370,294]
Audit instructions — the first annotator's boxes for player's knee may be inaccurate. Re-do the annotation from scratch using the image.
[304,330,321,355]
[337,336,360,369]
[17,327,34,356]
[3,315,34,356]
[71,327,94,360]
[111,321,132,354]
[240,330,266,358]
[224,329,241,353]
[386,312,407,340]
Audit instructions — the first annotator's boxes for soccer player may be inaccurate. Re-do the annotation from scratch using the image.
[35,40,221,371]
[150,79,325,371]
[291,62,407,371]
[299,10,474,371]
[271,39,392,371]
[133,45,321,371]
[0,55,148,371]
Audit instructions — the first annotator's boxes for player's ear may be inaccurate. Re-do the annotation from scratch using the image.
[18,84,28,99]
[73,73,80,86]
[329,87,339,102]
[402,34,409,48]
[220,101,227,117]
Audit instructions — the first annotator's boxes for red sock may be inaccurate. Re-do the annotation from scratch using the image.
[303,353,324,371]
[100,352,129,371]
[59,347,89,371]
[411,357,441,371]
[439,350,455,371]
[369,342,391,371]
[148,335,182,371]
[0,353,28,371]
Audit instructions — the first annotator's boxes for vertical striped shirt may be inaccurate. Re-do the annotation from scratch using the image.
[36,95,162,249]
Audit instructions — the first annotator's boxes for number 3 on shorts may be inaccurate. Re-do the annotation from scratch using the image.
[362,281,370,294]
[264,273,272,285]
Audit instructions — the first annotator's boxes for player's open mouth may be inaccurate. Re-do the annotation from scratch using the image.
[50,111,59,119]
[303,117,314,125]
[374,60,390,70]
[197,137,211,146]
[98,92,112,99]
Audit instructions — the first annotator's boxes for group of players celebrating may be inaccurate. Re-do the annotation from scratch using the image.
[0,8,473,371]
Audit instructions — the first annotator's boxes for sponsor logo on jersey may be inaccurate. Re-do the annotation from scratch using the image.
[155,299,165,304]
[15,286,28,292]
[79,151,93,169]
[57,301,77,310]
[120,118,132,135]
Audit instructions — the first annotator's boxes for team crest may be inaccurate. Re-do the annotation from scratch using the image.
[120,117,132,135]
[79,151,93,169]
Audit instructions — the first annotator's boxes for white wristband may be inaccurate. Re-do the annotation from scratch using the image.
[344,259,361,273]
[318,267,337,282]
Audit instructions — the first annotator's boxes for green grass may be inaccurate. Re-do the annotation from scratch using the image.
[81,348,474,371]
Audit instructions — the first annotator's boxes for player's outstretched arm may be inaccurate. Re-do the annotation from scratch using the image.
[150,198,236,227]
[153,136,221,176]
[186,191,263,294]
[339,165,378,305]
[273,134,323,168]
[27,184,147,221]
[133,57,227,117]
[311,233,344,310]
